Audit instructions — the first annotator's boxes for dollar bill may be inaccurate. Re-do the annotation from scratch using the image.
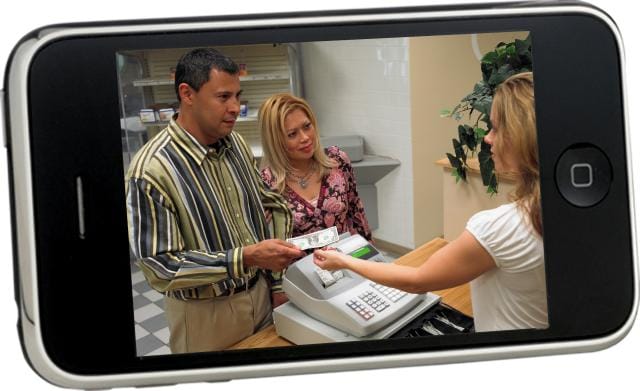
[286,226,339,250]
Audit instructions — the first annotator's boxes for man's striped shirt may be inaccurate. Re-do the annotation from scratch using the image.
[126,119,293,298]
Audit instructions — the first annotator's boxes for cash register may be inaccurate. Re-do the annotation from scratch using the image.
[273,233,441,344]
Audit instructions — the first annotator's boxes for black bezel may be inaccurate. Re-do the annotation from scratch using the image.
[14,5,633,375]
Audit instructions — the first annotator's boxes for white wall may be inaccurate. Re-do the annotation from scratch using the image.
[300,38,414,248]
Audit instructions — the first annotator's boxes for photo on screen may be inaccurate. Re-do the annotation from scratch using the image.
[117,30,547,357]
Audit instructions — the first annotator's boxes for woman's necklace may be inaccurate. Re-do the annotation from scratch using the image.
[288,161,317,189]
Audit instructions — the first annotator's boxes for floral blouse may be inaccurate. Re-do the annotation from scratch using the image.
[261,146,372,241]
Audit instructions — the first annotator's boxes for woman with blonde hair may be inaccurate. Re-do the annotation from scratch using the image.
[314,72,547,332]
[259,93,372,241]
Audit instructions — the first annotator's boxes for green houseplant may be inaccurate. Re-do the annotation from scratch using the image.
[441,34,532,195]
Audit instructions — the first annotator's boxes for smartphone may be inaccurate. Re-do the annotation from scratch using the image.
[2,0,638,389]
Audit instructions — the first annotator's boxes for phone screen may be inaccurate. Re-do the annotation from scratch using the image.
[117,30,547,357]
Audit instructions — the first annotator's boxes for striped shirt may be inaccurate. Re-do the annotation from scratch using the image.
[126,119,293,299]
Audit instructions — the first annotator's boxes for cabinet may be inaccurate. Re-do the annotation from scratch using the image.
[117,44,301,170]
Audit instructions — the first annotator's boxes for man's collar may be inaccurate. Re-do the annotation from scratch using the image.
[167,118,232,165]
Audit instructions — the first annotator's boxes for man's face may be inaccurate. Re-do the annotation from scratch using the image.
[189,68,241,144]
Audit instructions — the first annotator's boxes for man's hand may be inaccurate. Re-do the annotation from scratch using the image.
[243,239,305,271]
[271,292,289,308]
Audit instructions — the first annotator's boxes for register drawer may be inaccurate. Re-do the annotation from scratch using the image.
[390,302,474,338]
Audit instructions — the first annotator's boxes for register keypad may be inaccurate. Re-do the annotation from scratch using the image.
[358,291,390,313]
[345,285,409,321]
[346,299,375,320]
[370,283,408,302]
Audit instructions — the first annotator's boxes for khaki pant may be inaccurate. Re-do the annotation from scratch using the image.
[164,275,272,353]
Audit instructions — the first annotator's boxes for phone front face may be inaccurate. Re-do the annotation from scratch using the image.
[6,3,636,387]
[119,29,548,355]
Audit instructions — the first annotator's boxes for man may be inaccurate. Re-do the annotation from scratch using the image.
[126,48,304,353]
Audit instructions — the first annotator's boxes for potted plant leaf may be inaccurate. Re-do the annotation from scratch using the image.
[440,34,532,195]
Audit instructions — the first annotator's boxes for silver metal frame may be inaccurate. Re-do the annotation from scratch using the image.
[6,3,637,389]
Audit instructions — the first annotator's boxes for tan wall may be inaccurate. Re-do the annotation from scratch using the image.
[409,32,528,246]
[441,167,516,241]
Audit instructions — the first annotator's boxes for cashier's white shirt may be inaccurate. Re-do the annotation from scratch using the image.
[465,202,548,332]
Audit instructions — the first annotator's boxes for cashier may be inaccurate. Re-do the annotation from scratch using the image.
[314,72,548,332]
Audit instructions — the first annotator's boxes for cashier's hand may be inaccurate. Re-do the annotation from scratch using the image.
[243,239,305,271]
[271,292,289,308]
[313,249,350,271]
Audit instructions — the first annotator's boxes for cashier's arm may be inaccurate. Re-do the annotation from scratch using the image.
[313,230,495,294]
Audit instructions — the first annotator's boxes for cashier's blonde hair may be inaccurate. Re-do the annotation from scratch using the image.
[491,72,542,236]
[259,93,334,194]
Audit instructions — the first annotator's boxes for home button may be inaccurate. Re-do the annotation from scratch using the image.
[570,163,593,188]
[555,144,612,207]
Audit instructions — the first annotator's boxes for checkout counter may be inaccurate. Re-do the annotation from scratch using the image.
[230,237,473,350]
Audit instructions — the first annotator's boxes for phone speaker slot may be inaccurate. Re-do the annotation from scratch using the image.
[76,176,86,239]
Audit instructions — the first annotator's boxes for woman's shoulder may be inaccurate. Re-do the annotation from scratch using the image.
[325,145,351,166]
[466,203,542,268]
[260,166,276,186]
[466,203,523,238]
[466,202,536,246]
[470,203,519,223]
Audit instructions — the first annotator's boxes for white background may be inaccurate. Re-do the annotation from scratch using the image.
[0,0,637,390]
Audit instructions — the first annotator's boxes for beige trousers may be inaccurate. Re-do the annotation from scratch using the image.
[164,275,272,353]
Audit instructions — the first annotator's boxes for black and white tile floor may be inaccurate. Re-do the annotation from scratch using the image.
[130,262,171,357]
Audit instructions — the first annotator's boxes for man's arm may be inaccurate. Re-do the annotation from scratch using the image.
[127,177,254,293]
[252,155,297,295]
[258,182,295,295]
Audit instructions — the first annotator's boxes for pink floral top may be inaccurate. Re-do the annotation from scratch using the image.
[261,146,372,241]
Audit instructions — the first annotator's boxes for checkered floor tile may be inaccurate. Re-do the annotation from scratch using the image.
[131,262,170,356]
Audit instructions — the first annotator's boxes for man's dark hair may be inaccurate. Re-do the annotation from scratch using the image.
[174,48,239,101]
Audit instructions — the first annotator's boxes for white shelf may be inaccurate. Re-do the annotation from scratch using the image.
[239,109,259,122]
[237,114,258,122]
[139,114,258,128]
[240,73,290,82]
[133,78,174,87]
[251,144,263,158]
[132,73,290,87]
[140,120,170,127]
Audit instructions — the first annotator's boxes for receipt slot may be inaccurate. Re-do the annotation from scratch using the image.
[273,234,440,344]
